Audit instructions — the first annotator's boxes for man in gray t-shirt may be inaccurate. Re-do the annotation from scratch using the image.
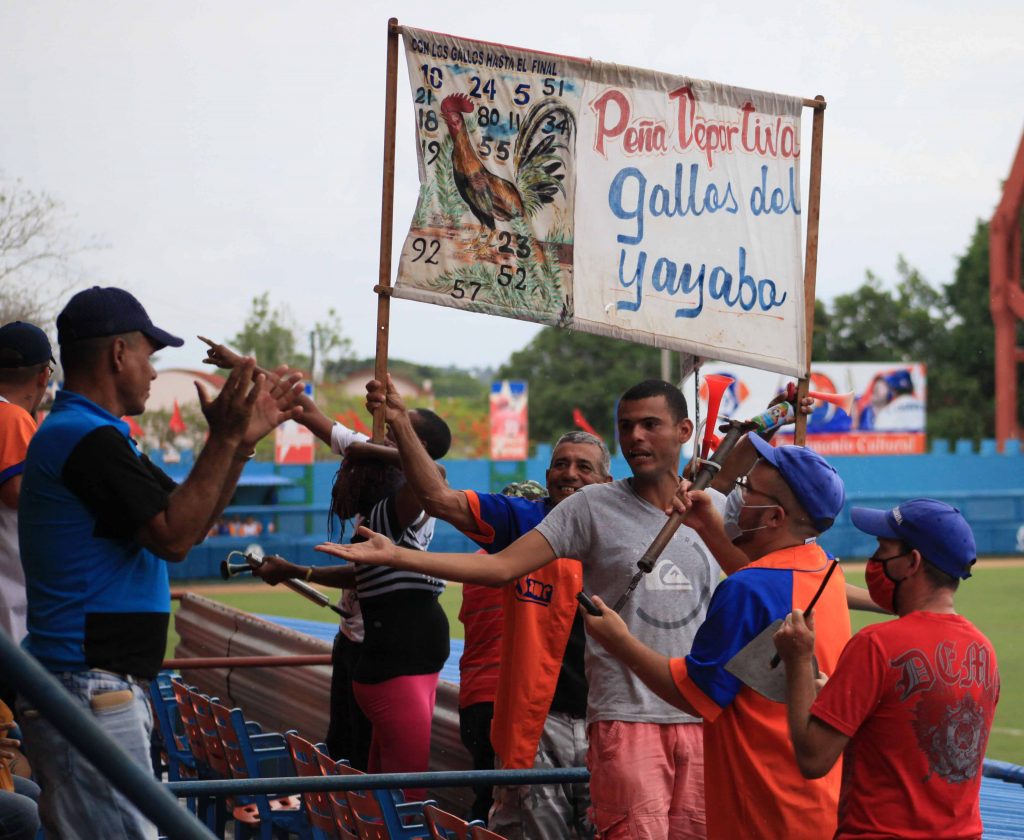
[536,478,724,728]
[321,379,738,840]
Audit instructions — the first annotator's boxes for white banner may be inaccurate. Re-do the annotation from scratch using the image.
[396,26,808,376]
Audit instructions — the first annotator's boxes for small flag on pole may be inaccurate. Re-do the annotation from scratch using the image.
[123,416,144,439]
[572,408,600,438]
[169,400,187,435]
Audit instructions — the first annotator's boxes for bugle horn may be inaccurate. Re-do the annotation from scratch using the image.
[806,389,855,415]
[700,374,734,459]
[221,559,254,579]
[220,551,351,619]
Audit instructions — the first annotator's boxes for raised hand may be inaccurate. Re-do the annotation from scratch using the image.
[666,481,723,537]
[315,526,397,566]
[770,383,815,418]
[365,374,408,426]
[241,368,304,447]
[198,336,246,371]
[195,359,260,444]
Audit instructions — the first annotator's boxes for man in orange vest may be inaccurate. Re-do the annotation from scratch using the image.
[366,375,606,839]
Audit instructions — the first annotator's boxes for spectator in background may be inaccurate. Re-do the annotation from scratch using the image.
[200,336,396,771]
[251,408,452,802]
[456,480,549,826]
[0,706,40,840]
[0,322,54,665]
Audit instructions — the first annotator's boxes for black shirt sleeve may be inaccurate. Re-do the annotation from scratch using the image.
[62,425,177,540]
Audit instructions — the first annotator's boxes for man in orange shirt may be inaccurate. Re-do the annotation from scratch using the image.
[0,322,54,652]
[582,437,851,840]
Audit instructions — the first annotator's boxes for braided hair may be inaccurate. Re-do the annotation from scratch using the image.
[327,458,406,542]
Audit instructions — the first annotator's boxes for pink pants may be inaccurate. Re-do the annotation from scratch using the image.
[587,720,706,840]
[353,672,439,801]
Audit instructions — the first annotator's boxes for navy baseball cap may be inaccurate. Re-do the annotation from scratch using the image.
[57,286,183,350]
[850,498,976,579]
[0,322,54,368]
[749,435,846,531]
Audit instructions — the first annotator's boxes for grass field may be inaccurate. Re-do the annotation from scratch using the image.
[174,560,1024,764]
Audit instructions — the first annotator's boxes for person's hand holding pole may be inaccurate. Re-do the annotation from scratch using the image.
[773,609,816,667]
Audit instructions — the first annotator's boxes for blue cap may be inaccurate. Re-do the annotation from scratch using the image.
[57,287,183,350]
[883,369,914,395]
[749,435,846,531]
[0,321,54,368]
[850,498,976,579]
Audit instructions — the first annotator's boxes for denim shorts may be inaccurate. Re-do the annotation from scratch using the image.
[17,670,157,840]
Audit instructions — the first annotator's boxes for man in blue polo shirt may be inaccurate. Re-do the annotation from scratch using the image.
[17,286,301,840]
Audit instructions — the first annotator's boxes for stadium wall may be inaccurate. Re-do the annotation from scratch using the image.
[156,441,1024,579]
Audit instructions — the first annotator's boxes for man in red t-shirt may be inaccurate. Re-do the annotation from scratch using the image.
[775,498,999,840]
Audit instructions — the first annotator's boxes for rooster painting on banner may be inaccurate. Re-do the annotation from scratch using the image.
[396,26,587,328]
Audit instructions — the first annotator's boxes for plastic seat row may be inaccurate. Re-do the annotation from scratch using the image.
[149,671,308,839]
[150,671,506,840]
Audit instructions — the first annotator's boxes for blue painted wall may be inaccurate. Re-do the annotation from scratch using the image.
[156,442,1024,580]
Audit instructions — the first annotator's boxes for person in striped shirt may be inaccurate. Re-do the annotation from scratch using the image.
[253,406,451,801]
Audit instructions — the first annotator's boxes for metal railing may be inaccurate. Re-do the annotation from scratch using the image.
[0,630,215,840]
[166,767,589,798]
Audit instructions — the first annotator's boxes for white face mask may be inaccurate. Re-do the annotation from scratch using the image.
[722,486,777,541]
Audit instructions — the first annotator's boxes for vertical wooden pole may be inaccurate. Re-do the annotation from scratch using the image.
[372,18,401,441]
[794,96,826,447]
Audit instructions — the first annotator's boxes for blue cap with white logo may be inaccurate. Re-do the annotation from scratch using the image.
[850,498,976,579]
[749,435,845,532]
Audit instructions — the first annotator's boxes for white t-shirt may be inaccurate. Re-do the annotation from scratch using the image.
[330,421,369,457]
[535,478,726,725]
[331,421,371,641]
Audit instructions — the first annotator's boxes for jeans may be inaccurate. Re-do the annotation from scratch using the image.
[0,776,40,840]
[17,670,157,840]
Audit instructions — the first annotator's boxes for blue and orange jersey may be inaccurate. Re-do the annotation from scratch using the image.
[670,542,851,840]
[462,490,550,550]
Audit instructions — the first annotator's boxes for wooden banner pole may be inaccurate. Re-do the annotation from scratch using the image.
[794,95,826,446]
[372,17,401,442]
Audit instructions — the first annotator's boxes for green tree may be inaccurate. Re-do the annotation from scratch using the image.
[815,258,949,363]
[230,292,299,369]
[0,174,94,325]
[497,328,663,447]
[929,219,1024,443]
[811,217,1024,443]
[229,293,352,376]
[309,308,353,383]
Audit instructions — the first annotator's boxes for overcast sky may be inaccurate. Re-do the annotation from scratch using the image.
[2,1,1021,371]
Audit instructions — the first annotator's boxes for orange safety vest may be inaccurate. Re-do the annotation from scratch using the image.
[463,491,584,769]
[489,556,582,768]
